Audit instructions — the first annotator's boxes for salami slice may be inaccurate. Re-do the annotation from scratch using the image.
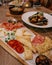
[32,34,45,45]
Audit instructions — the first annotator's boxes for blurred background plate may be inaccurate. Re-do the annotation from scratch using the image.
[8,1,24,6]
[22,11,52,28]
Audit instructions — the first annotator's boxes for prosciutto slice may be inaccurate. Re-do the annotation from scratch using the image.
[32,34,45,45]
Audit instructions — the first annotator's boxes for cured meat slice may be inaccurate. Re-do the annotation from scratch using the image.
[32,34,45,45]
[0,22,24,30]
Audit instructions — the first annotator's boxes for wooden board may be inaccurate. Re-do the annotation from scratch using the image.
[0,27,37,65]
[0,40,28,65]
[0,28,52,65]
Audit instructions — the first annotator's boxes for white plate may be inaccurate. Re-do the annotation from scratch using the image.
[22,11,52,28]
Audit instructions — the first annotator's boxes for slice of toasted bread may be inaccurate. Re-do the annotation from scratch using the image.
[16,36,36,53]
[24,46,33,60]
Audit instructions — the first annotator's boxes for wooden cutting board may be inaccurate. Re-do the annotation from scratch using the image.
[0,40,28,65]
[0,27,37,65]
[0,30,52,65]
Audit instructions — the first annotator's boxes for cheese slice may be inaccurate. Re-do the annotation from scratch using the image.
[16,36,36,53]
[0,28,7,37]
[15,28,23,36]
[23,31,32,36]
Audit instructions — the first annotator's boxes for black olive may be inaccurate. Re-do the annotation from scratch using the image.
[42,19,48,22]
[36,12,39,14]
[42,17,48,24]
[43,17,46,19]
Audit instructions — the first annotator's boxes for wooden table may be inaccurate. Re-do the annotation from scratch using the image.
[0,5,52,65]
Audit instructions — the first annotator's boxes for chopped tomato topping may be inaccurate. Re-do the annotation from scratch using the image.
[7,40,24,53]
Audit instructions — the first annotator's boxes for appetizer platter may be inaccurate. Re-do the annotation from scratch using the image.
[22,11,52,28]
[0,19,52,65]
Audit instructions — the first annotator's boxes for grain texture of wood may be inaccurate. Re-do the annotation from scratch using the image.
[0,40,28,65]
[0,46,23,65]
